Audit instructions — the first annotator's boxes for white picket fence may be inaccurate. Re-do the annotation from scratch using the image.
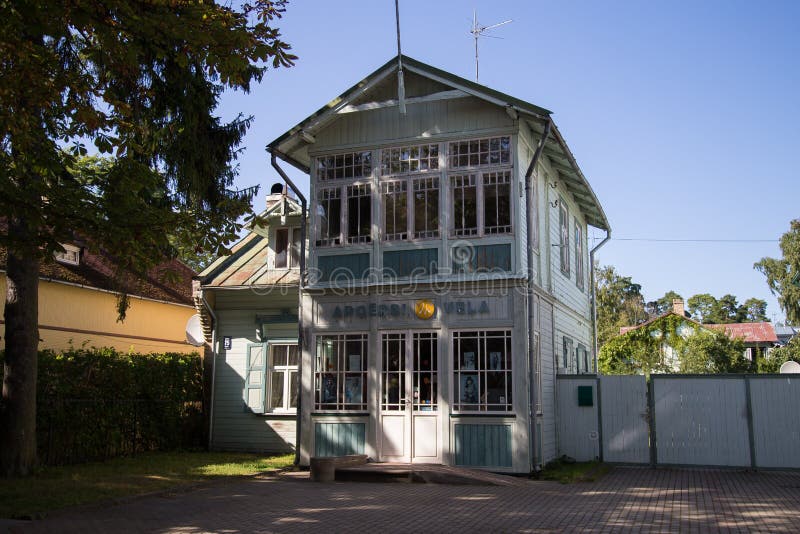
[557,374,800,468]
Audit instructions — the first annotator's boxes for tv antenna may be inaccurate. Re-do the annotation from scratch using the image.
[470,10,512,83]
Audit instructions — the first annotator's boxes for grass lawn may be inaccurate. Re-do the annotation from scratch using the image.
[0,451,294,519]
[541,459,611,484]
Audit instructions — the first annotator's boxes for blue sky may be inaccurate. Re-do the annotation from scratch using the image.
[219,0,799,322]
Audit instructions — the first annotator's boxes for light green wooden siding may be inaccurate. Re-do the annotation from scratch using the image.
[314,423,366,456]
[317,253,370,281]
[452,244,511,273]
[454,424,512,467]
[383,248,438,278]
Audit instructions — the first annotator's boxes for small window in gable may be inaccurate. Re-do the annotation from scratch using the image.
[274,228,301,269]
[54,244,81,266]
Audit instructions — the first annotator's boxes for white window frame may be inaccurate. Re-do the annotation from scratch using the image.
[315,333,369,412]
[562,336,574,372]
[452,329,513,413]
[314,150,374,248]
[54,243,81,266]
[559,199,570,276]
[273,227,302,269]
[267,341,299,413]
[381,175,441,241]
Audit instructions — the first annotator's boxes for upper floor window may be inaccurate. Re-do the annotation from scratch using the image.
[316,188,341,247]
[383,176,440,241]
[449,136,510,169]
[274,227,302,269]
[347,184,371,244]
[382,144,439,174]
[559,199,570,275]
[316,151,371,180]
[54,244,80,266]
[451,171,511,237]
[574,219,584,290]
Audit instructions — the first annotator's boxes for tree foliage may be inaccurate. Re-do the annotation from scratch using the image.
[646,290,683,317]
[0,0,296,477]
[756,219,800,325]
[758,336,800,373]
[595,265,647,347]
[686,293,768,324]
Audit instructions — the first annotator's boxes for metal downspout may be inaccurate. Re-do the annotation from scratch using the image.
[269,151,308,467]
[201,291,218,451]
[590,232,611,373]
[525,118,552,472]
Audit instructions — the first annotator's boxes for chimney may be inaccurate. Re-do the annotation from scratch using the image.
[672,298,685,317]
[266,182,285,211]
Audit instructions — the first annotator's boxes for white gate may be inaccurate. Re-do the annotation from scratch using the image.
[600,375,649,464]
[652,377,751,467]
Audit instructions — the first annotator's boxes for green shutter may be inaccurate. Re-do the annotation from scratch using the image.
[245,343,267,414]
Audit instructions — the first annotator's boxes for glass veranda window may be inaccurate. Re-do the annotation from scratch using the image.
[451,174,478,237]
[316,334,368,411]
[347,184,371,244]
[316,188,341,247]
[383,181,408,241]
[483,171,511,234]
[413,177,439,239]
[452,330,512,412]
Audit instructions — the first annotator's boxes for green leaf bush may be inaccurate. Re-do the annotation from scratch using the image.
[1,348,204,465]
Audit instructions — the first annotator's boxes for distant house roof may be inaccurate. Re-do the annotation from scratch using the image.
[706,322,778,344]
[0,245,194,306]
[267,54,609,232]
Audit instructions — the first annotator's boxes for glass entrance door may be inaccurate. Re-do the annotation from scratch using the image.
[379,332,440,462]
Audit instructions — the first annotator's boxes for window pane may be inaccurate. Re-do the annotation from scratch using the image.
[453,330,512,412]
[347,184,371,244]
[451,175,478,237]
[275,229,288,268]
[289,371,298,408]
[383,181,408,240]
[317,188,341,246]
[317,334,367,411]
[483,171,511,234]
[271,371,285,409]
[290,228,302,268]
[559,202,569,274]
[413,177,439,239]
[317,151,371,180]
[287,345,298,366]
[271,345,287,367]
[448,136,510,169]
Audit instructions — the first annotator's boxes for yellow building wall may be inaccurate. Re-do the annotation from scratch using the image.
[0,275,198,354]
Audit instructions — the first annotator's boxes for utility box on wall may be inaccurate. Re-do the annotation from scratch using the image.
[578,385,594,407]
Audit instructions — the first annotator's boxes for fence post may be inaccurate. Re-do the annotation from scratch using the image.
[744,375,757,468]
[596,376,604,462]
[648,377,657,468]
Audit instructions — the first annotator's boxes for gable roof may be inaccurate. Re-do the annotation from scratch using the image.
[0,245,194,306]
[198,196,303,289]
[267,55,609,231]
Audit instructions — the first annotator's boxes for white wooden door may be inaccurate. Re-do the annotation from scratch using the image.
[379,332,441,463]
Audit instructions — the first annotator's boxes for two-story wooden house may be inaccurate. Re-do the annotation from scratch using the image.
[259,55,609,472]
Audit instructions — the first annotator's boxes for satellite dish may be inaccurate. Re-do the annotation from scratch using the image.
[779,360,800,374]
[185,314,205,347]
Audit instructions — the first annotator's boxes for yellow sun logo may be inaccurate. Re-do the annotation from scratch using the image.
[415,299,435,320]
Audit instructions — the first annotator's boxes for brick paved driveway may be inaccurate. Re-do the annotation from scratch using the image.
[8,467,800,533]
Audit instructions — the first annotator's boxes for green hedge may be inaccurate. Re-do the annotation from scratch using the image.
[0,348,204,465]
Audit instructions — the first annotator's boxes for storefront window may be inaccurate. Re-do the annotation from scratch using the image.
[452,330,512,412]
[315,334,368,411]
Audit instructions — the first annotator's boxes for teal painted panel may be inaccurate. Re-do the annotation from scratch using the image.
[454,424,512,467]
[453,244,511,273]
[383,248,438,278]
[317,254,369,282]
[314,423,366,457]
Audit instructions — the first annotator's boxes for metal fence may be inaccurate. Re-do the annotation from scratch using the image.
[557,374,800,469]
[39,398,204,465]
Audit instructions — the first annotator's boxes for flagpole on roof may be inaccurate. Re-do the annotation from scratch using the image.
[395,0,406,115]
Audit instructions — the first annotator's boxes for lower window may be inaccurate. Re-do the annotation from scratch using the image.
[453,330,512,412]
[315,334,368,411]
[269,344,298,411]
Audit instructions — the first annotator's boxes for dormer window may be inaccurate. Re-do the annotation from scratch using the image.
[54,244,81,266]
[274,228,301,269]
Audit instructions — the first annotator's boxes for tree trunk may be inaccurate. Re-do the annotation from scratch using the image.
[1,218,40,477]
